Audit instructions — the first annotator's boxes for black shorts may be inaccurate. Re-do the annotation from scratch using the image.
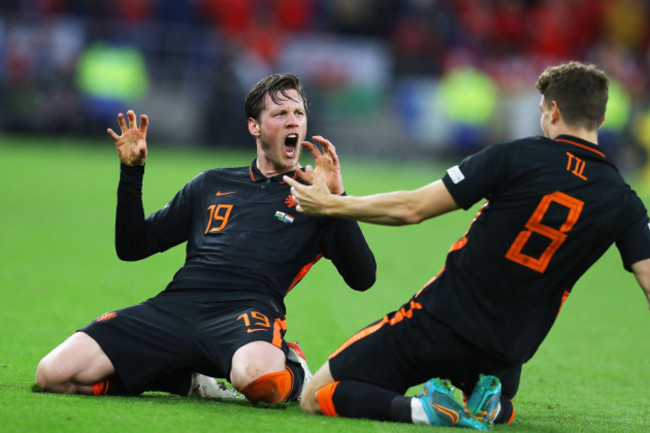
[79,292,290,393]
[328,296,521,398]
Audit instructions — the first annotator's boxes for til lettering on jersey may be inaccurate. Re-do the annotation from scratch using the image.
[565,152,587,180]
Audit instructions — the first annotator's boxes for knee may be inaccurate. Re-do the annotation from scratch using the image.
[34,358,49,390]
[230,358,275,390]
[35,357,69,393]
[229,342,285,390]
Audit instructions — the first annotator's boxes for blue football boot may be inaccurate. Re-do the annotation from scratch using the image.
[417,378,489,430]
[466,375,502,426]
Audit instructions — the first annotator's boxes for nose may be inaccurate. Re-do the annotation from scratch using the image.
[286,113,298,126]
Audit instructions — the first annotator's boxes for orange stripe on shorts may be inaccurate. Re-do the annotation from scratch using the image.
[272,317,287,348]
[328,300,423,359]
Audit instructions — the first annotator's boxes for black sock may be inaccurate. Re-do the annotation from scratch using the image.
[390,395,415,423]
[144,371,192,396]
[285,361,305,401]
[494,395,514,424]
[331,380,403,421]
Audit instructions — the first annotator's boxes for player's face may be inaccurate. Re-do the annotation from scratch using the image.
[539,95,552,138]
[250,89,307,176]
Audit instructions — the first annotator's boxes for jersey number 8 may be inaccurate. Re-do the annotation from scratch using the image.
[505,191,584,273]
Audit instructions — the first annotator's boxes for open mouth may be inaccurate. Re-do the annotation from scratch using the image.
[284,134,298,157]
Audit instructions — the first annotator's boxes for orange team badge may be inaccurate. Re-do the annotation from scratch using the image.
[96,312,117,322]
[284,194,297,208]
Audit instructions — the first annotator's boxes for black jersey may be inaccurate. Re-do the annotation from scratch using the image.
[115,160,376,314]
[420,135,650,364]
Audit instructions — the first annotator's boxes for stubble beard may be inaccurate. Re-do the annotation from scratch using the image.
[259,136,299,174]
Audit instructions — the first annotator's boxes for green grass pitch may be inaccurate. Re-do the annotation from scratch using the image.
[0,134,648,433]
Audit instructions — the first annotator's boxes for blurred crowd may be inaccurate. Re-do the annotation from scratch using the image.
[2,0,650,169]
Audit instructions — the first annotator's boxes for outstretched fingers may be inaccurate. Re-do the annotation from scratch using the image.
[108,109,150,166]
[106,127,119,140]
[113,110,149,134]
[127,110,137,129]
[116,112,127,133]
[138,113,149,134]
[302,141,322,161]
[312,136,339,164]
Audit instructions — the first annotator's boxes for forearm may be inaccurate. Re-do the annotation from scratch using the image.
[631,258,650,310]
[312,191,418,225]
[115,164,161,260]
[288,168,462,230]
[292,177,458,226]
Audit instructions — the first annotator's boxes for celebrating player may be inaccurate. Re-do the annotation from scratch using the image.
[285,62,650,429]
[35,73,376,404]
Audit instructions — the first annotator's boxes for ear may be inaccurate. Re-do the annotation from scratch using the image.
[550,101,561,123]
[248,118,260,136]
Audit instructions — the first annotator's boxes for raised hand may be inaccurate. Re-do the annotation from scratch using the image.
[285,167,333,216]
[301,136,344,195]
[107,110,149,166]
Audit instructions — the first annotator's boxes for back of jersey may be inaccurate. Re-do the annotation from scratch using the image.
[429,135,650,363]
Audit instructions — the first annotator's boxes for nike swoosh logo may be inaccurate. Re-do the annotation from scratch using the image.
[216,191,236,196]
[246,329,267,333]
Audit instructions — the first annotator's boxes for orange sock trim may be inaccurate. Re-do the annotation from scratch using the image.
[239,369,292,404]
[316,381,340,417]
[91,379,108,396]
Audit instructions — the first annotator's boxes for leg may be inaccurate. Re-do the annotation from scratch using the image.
[229,340,305,404]
[198,305,308,405]
[229,341,286,389]
[301,361,414,422]
[300,361,335,414]
[300,297,509,427]
[35,332,115,394]
[46,298,201,396]
[300,302,423,421]
[490,364,521,424]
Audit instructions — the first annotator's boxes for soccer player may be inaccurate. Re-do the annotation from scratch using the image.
[285,62,650,428]
[34,73,376,404]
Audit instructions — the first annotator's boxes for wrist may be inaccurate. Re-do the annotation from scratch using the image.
[323,194,344,217]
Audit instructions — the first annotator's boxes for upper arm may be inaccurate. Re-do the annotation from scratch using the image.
[146,174,201,250]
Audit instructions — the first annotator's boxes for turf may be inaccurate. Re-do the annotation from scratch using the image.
[0,134,648,433]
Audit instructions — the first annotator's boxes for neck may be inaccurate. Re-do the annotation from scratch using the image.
[255,158,294,178]
[551,125,599,145]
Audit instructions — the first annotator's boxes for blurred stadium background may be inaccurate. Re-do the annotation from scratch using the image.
[2,0,650,171]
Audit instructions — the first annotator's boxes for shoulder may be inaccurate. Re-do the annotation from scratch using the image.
[487,136,549,153]
[476,136,556,166]
[182,166,242,188]
[199,166,250,180]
